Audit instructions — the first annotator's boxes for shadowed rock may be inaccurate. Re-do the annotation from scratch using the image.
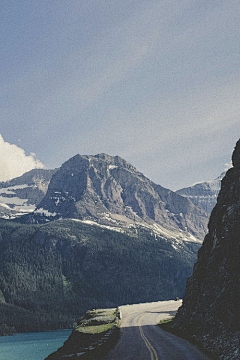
[173,139,240,360]
[232,138,240,168]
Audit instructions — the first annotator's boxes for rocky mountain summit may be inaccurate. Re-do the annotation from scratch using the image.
[176,172,225,214]
[25,153,208,241]
[173,140,240,360]
[0,169,57,219]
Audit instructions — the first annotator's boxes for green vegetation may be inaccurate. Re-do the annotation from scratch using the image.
[46,308,119,359]
[159,318,174,325]
[0,218,200,334]
[76,308,116,334]
[76,321,114,334]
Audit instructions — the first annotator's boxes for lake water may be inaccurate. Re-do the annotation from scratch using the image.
[0,329,72,360]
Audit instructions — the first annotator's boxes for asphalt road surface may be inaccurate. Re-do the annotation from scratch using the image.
[105,300,209,360]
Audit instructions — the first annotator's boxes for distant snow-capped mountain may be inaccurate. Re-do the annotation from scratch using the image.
[0,168,58,219]
[176,172,225,214]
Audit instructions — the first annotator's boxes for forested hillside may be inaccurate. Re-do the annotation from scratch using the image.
[0,218,200,334]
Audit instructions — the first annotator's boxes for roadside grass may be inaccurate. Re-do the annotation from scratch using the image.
[46,308,120,360]
[71,309,120,360]
[158,318,176,333]
[76,321,115,334]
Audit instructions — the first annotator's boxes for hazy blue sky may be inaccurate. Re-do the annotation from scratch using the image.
[1,0,239,189]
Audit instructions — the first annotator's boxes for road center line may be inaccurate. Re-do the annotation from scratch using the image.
[138,314,158,360]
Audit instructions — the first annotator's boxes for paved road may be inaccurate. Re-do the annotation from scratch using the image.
[105,300,209,360]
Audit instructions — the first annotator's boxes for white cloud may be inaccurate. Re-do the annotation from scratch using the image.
[0,134,44,181]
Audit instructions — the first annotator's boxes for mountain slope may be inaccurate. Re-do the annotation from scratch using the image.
[0,169,57,219]
[25,153,208,241]
[176,172,225,214]
[173,140,240,360]
[0,154,210,334]
[0,217,201,334]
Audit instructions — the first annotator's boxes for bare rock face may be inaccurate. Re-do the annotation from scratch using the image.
[176,173,224,214]
[32,153,208,240]
[173,140,240,360]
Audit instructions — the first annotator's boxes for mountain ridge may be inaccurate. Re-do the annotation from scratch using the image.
[24,153,209,241]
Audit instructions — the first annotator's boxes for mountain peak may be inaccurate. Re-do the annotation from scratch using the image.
[176,172,225,214]
[26,153,208,240]
[61,153,135,172]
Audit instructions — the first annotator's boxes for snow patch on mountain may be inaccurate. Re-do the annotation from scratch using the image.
[0,184,36,213]
[71,218,125,233]
[0,168,57,219]
[34,208,58,217]
[0,184,29,193]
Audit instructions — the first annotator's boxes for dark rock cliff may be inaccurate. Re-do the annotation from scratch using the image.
[173,140,240,360]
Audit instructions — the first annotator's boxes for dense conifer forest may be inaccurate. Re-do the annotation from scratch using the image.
[0,219,200,334]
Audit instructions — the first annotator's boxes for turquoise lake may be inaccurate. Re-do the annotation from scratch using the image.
[0,329,72,360]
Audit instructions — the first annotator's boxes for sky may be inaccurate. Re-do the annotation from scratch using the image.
[1,0,239,190]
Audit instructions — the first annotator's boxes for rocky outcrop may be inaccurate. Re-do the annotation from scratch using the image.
[176,172,225,214]
[173,140,240,360]
[30,153,208,240]
[45,309,119,359]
